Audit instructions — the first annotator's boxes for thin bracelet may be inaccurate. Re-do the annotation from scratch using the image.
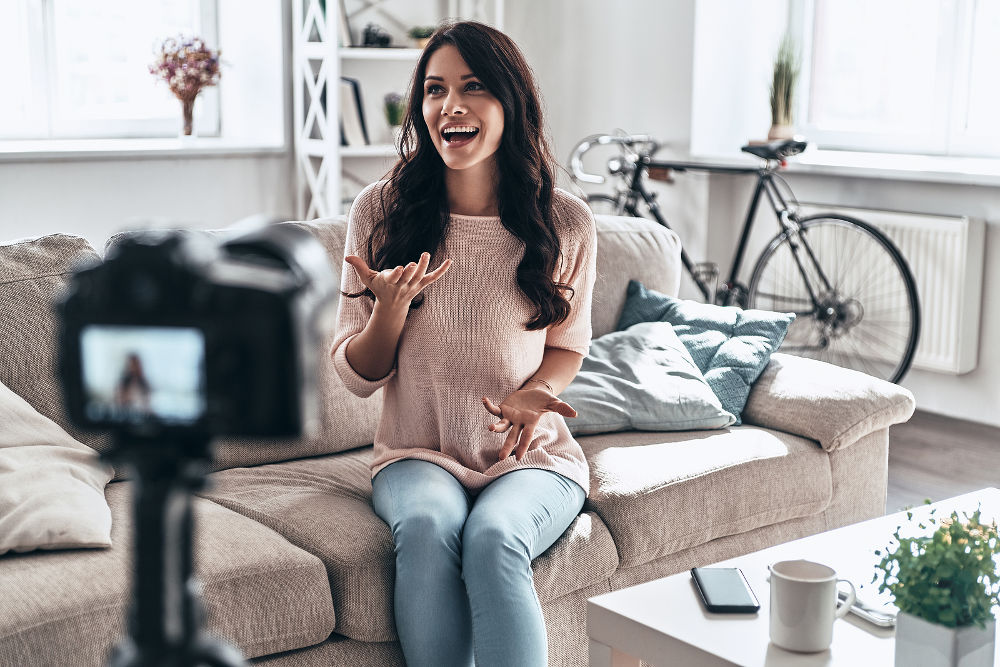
[524,378,554,393]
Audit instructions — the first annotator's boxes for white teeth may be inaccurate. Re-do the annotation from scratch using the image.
[442,126,478,135]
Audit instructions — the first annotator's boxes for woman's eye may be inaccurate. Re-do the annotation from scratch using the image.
[466,81,484,92]
[426,84,444,95]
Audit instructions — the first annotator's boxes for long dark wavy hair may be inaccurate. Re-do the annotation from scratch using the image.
[346,20,572,330]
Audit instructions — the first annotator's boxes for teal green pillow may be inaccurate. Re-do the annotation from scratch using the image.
[562,321,736,436]
[616,280,794,424]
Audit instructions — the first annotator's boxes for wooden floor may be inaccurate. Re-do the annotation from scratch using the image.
[886,410,1000,513]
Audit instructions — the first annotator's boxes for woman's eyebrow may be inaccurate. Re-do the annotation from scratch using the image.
[424,74,477,82]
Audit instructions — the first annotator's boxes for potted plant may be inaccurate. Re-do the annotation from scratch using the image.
[408,26,435,49]
[873,504,1000,667]
[768,33,799,141]
[384,93,406,144]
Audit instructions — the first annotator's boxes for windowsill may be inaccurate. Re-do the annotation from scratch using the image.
[688,146,1000,187]
[786,148,1000,188]
[0,137,288,162]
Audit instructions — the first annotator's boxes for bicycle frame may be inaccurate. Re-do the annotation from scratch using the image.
[623,155,803,306]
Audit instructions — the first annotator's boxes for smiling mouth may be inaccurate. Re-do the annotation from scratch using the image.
[442,127,480,145]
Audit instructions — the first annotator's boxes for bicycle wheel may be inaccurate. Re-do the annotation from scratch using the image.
[748,214,920,384]
[586,193,630,217]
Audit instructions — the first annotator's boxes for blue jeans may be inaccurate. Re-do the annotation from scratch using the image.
[371,459,586,667]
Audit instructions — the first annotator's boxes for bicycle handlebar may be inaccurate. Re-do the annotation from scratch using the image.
[569,133,660,184]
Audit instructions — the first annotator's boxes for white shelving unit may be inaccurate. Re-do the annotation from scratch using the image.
[340,47,424,61]
[293,0,503,219]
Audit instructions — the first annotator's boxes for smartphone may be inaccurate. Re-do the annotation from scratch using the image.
[690,567,760,613]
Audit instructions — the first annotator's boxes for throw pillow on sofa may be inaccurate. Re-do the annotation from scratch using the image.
[0,378,114,555]
[560,321,736,436]
[616,280,794,424]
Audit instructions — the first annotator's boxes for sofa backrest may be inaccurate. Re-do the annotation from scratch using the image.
[1,213,681,476]
[0,235,113,457]
[591,214,681,337]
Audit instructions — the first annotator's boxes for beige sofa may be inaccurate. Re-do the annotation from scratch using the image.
[0,214,915,666]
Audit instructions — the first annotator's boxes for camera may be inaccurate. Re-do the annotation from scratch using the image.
[57,224,337,440]
[56,223,337,667]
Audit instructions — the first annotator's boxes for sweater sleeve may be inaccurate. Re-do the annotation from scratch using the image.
[330,183,398,397]
[545,192,597,356]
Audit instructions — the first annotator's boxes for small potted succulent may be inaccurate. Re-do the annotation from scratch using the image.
[768,32,799,141]
[384,93,406,144]
[873,503,1000,667]
[408,26,435,49]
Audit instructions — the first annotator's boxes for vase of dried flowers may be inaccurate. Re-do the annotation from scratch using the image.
[149,36,222,137]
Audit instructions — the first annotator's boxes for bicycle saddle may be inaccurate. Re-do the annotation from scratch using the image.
[741,139,808,161]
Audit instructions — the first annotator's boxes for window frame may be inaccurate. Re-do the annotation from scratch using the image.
[5,0,221,141]
[792,0,999,158]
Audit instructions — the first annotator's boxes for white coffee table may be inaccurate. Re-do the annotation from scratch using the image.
[588,488,1000,666]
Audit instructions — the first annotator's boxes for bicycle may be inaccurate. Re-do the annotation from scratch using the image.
[569,132,921,384]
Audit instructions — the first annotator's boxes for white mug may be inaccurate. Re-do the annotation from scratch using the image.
[768,559,856,653]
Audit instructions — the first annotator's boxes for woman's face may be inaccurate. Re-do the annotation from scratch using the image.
[422,45,504,172]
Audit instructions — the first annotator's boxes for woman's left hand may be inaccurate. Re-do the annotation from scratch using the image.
[482,388,577,462]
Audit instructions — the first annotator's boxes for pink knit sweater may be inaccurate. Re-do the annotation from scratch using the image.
[331,182,597,496]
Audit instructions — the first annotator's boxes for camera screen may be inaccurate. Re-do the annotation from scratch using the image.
[80,325,206,424]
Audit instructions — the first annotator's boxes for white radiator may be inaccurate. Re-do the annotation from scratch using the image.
[798,204,985,375]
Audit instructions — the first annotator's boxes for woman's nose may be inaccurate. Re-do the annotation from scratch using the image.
[441,92,466,116]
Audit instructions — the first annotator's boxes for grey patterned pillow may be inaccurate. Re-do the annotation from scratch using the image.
[562,321,736,436]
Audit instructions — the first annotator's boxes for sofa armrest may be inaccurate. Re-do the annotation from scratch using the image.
[742,353,916,452]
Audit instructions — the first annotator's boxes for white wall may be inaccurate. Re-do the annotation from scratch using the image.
[506,0,711,297]
[0,154,295,249]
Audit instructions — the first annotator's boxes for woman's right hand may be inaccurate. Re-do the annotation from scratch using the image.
[344,251,452,310]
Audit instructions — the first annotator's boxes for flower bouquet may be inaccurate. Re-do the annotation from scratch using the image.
[149,36,222,136]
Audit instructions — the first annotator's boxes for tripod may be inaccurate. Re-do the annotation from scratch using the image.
[106,436,246,667]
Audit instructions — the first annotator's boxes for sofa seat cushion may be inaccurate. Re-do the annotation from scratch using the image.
[198,446,620,643]
[0,482,335,667]
[580,426,832,568]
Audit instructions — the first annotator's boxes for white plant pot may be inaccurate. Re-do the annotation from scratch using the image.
[767,123,796,141]
[894,611,996,667]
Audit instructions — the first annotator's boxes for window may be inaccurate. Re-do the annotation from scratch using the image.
[796,0,1000,157]
[1,0,219,140]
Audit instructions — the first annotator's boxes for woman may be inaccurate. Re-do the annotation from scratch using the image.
[330,21,596,667]
[113,352,151,414]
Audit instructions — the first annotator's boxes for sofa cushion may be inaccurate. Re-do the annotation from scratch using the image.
[0,482,335,666]
[592,215,682,338]
[580,426,832,568]
[104,219,384,471]
[0,378,113,555]
[0,234,114,461]
[198,447,620,643]
[561,321,736,436]
[617,280,793,424]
